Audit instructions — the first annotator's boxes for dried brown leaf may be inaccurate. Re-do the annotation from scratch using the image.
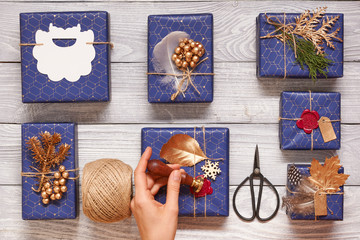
[308,156,349,193]
[160,134,208,167]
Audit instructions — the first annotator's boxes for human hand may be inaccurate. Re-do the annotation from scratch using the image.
[131,147,182,240]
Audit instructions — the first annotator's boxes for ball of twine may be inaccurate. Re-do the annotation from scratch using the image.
[82,158,133,223]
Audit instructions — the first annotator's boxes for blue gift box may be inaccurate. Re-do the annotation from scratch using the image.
[287,164,344,220]
[280,91,341,150]
[20,11,110,102]
[257,13,343,78]
[141,127,229,216]
[148,14,214,103]
[22,123,77,220]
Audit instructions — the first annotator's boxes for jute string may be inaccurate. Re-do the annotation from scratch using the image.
[260,13,298,79]
[147,57,215,101]
[82,158,133,223]
[21,166,79,192]
[19,42,114,49]
[279,91,341,150]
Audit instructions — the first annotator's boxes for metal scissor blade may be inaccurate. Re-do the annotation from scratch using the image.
[253,145,260,173]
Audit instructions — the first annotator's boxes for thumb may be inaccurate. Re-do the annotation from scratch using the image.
[165,170,181,212]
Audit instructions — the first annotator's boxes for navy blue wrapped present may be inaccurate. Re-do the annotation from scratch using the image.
[286,164,344,220]
[148,14,214,103]
[20,11,110,102]
[141,127,229,216]
[22,123,77,220]
[280,91,341,150]
[257,12,343,78]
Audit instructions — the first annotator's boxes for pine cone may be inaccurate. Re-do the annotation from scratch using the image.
[288,165,302,186]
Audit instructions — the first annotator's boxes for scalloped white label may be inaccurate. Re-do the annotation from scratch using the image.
[33,23,96,82]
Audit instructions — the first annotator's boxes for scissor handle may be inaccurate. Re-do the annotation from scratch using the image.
[233,174,280,222]
[232,176,256,221]
[255,175,280,221]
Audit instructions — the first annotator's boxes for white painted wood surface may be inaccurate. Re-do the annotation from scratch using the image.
[0,1,359,239]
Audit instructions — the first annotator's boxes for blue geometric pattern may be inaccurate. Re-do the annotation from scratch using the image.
[287,164,344,220]
[22,123,77,220]
[141,128,229,216]
[148,14,213,103]
[20,11,110,102]
[280,91,341,150]
[257,13,343,78]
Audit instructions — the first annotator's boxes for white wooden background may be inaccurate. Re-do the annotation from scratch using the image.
[1,1,360,239]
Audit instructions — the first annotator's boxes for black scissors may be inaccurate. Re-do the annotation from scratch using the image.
[233,145,280,221]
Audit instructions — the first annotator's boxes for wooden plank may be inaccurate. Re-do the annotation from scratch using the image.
[1,185,359,239]
[2,123,359,185]
[0,62,360,124]
[0,1,359,62]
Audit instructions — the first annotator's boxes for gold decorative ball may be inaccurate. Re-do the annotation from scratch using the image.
[192,55,200,63]
[43,182,51,189]
[60,186,68,193]
[188,39,193,44]
[185,52,193,59]
[50,194,56,201]
[53,180,59,186]
[54,172,61,179]
[175,59,182,67]
[179,42,185,48]
[55,193,62,200]
[41,191,48,199]
[62,171,69,179]
[171,54,178,62]
[175,47,182,54]
[183,38,188,43]
[59,165,66,173]
[192,47,199,55]
[59,178,67,186]
[198,49,205,57]
[197,44,203,50]
[42,198,50,205]
[183,45,191,52]
[190,41,196,48]
[54,186,61,194]
[190,61,196,68]
[45,188,53,195]
[195,41,200,46]
[182,61,189,69]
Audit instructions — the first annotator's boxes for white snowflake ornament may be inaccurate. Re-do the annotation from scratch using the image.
[201,160,221,180]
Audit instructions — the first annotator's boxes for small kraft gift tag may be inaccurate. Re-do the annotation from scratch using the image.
[314,191,328,216]
[318,116,337,143]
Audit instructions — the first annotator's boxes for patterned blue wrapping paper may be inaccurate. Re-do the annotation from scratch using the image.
[148,14,214,103]
[257,13,343,78]
[280,91,341,150]
[20,11,110,102]
[22,123,77,220]
[287,164,344,220]
[141,128,229,216]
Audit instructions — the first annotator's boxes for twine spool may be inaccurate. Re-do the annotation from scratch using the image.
[82,158,133,223]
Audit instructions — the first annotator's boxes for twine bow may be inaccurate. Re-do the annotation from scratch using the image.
[279,91,340,150]
[21,166,79,192]
[147,58,214,101]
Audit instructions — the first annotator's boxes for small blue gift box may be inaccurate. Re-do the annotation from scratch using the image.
[280,91,341,150]
[257,13,343,78]
[141,127,229,216]
[287,164,344,220]
[20,11,110,102]
[148,14,214,103]
[22,123,77,220]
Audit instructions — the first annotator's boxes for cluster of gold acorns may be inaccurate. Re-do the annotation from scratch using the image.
[171,38,205,71]
[41,165,69,204]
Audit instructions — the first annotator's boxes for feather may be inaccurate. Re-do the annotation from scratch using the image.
[282,177,317,216]
[152,31,189,90]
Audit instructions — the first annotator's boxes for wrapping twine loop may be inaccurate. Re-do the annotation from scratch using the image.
[19,42,114,49]
[260,13,298,79]
[279,91,341,150]
[147,57,215,101]
[21,166,79,192]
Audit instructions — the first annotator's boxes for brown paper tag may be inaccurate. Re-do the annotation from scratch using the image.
[318,116,337,143]
[314,191,328,216]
